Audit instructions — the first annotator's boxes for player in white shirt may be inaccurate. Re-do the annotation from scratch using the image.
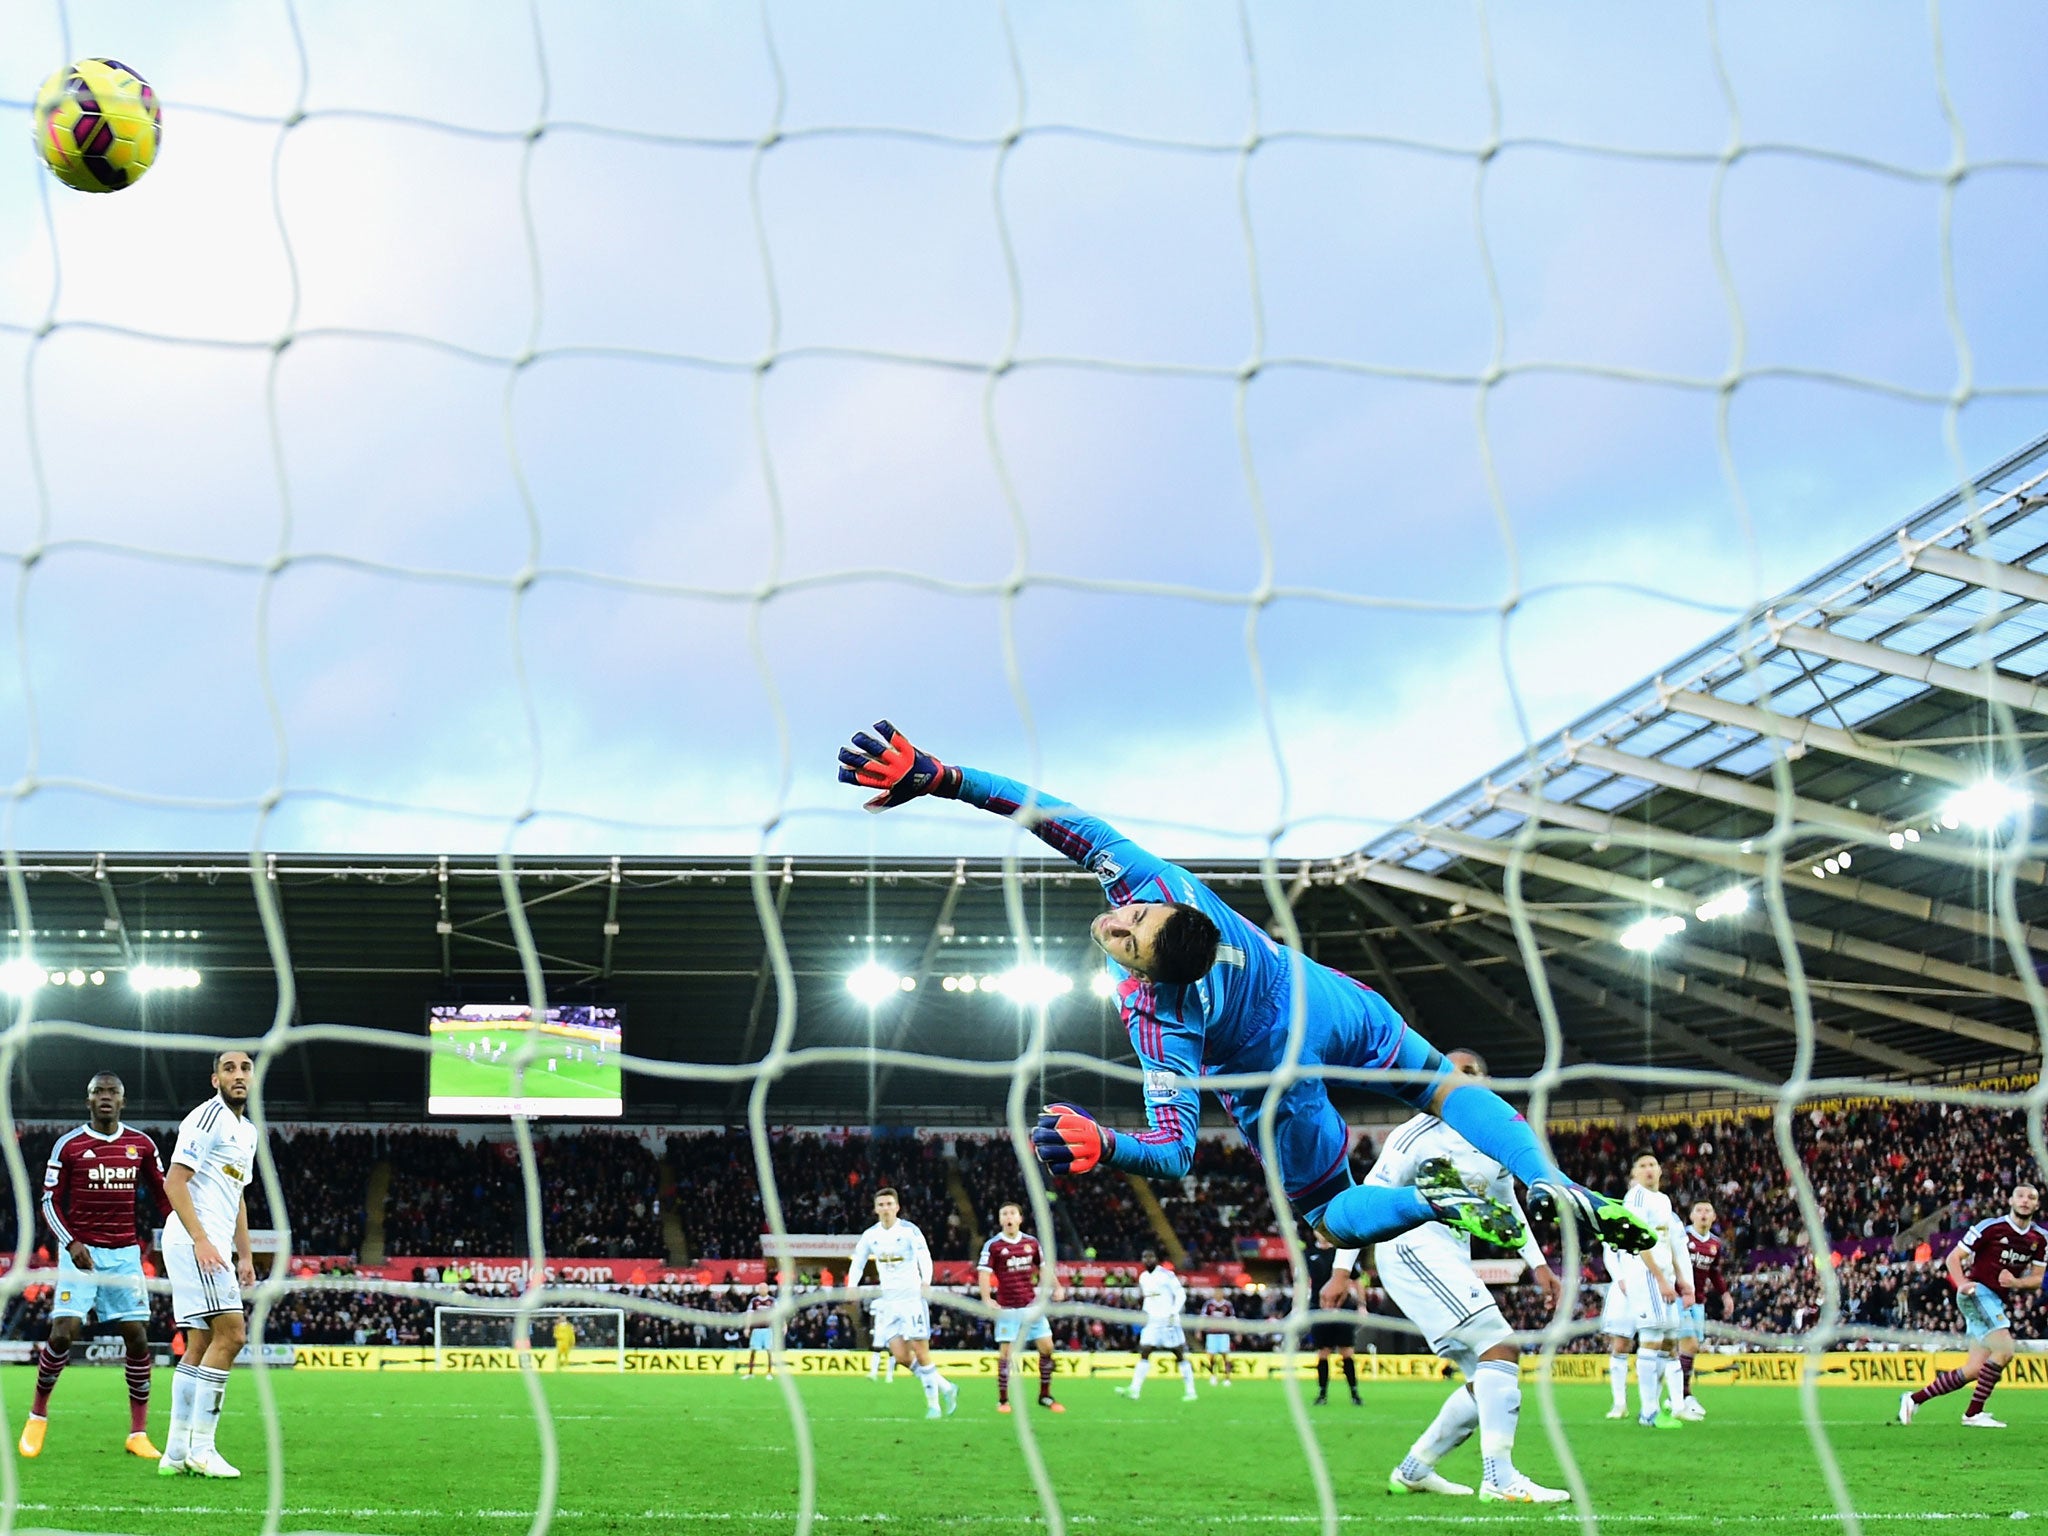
[158,1051,262,1479]
[1612,1153,1692,1429]
[1335,1050,1567,1505]
[1599,1244,1638,1419]
[845,1188,957,1419]
[1115,1250,1197,1401]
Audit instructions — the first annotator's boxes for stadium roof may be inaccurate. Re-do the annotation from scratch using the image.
[5,434,2047,1126]
[1330,428,2048,1096]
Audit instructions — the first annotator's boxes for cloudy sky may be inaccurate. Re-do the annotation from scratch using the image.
[1,0,2044,862]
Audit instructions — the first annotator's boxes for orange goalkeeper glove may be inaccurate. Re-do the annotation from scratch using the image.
[836,720,961,812]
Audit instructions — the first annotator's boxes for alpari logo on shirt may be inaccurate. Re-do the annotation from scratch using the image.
[1143,1069,1181,1104]
[86,1163,139,1185]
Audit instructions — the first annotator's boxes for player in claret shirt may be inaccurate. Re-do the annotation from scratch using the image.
[976,1201,1065,1413]
[1673,1201,1725,1420]
[18,1072,169,1462]
[1200,1294,1238,1386]
[1900,1183,2044,1430]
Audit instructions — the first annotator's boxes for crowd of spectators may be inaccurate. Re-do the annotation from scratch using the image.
[379,1129,663,1259]
[1545,1099,2037,1256]
[0,1124,373,1256]
[2,1093,2040,1358]
[665,1129,964,1260]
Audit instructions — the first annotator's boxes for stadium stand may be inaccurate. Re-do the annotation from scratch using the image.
[3,1097,2035,1354]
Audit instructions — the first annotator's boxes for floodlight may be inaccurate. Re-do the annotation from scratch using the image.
[1000,967,1072,1006]
[0,959,43,995]
[1620,914,1685,952]
[1089,971,1117,999]
[1693,887,1749,922]
[845,963,902,1006]
[1942,780,2029,832]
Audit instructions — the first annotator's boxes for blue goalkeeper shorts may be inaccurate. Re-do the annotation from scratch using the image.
[748,1328,772,1350]
[1272,979,1449,1225]
[995,1308,1051,1345]
[52,1243,149,1325]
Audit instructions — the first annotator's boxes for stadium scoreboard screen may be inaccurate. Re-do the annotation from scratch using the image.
[427,1003,623,1118]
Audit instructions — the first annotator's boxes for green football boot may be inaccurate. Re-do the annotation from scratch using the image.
[1416,1157,1528,1248]
[1533,1181,1659,1253]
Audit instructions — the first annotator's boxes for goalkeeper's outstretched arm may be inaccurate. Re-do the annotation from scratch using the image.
[836,721,1176,900]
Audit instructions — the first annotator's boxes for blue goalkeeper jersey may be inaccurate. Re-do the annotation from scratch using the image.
[958,769,1412,1201]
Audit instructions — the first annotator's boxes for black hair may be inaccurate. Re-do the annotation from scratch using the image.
[86,1071,124,1093]
[1447,1047,1488,1076]
[214,1047,253,1072]
[1630,1150,1658,1167]
[1149,903,1220,987]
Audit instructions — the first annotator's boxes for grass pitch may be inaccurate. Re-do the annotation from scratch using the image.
[429,1039,621,1104]
[2,1367,2036,1533]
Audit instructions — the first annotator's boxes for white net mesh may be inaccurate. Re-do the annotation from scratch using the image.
[0,1,2045,1533]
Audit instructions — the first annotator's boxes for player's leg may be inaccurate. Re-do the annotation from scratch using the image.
[1904,1342,1982,1424]
[995,1337,1014,1410]
[907,1326,956,1418]
[1636,1328,1676,1428]
[117,1320,158,1455]
[19,1308,82,1457]
[1338,1345,1360,1404]
[186,1305,246,1474]
[1674,1306,1704,1417]
[1314,1347,1331,1404]
[1123,1343,1152,1398]
[1467,1341,1564,1503]
[1604,1332,1634,1419]
[1172,1343,1197,1399]
[1963,1329,2015,1427]
[1327,990,1650,1250]
[89,1244,162,1457]
[164,1322,210,1471]
[1033,1331,1061,1411]
[1393,1380,1480,1495]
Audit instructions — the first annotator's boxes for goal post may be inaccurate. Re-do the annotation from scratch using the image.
[433,1305,627,1373]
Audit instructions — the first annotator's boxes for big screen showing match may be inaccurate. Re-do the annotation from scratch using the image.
[427,1004,623,1117]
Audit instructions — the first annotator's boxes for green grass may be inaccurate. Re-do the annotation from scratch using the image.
[429,1040,620,1103]
[1,1367,2037,1534]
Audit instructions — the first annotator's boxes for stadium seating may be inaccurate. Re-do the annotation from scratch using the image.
[2,1099,2036,1353]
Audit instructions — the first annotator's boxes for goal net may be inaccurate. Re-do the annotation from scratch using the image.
[434,1306,626,1373]
[0,2,2045,1534]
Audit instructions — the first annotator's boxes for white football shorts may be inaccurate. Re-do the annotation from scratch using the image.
[164,1240,243,1328]
[1375,1228,1512,1378]
[1138,1321,1186,1351]
[872,1297,931,1346]
[1599,1279,1637,1339]
[1627,1282,1683,1337]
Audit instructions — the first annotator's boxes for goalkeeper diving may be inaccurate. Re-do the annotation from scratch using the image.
[838,723,1656,1256]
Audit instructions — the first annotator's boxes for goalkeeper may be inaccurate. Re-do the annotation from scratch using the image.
[839,722,1654,1255]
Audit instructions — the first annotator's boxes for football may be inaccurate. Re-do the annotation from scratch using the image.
[30,57,160,193]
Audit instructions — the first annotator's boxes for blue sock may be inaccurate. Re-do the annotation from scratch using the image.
[1316,1182,1435,1246]
[1436,1083,1564,1189]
